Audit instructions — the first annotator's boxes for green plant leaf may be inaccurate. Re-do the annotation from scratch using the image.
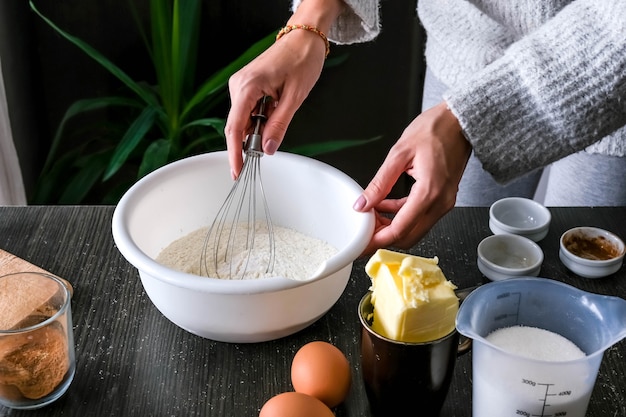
[150,0,201,128]
[181,31,277,122]
[30,0,159,108]
[182,117,225,134]
[181,132,225,155]
[175,0,201,94]
[100,180,137,205]
[171,0,201,101]
[31,149,83,204]
[138,139,171,179]
[103,106,159,181]
[150,0,173,112]
[42,96,142,174]
[58,153,109,204]
[287,136,383,157]
[179,118,226,154]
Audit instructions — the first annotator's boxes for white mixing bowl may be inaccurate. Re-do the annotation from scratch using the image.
[112,151,375,343]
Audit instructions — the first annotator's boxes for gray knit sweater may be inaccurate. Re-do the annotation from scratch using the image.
[292,0,626,183]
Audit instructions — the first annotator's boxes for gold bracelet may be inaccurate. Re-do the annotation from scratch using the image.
[276,24,330,58]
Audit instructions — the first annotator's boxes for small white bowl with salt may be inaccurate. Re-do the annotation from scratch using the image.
[477,234,544,281]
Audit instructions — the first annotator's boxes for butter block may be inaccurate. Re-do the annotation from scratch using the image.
[365,249,458,343]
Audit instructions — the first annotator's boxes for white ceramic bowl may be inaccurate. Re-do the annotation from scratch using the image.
[112,151,375,343]
[489,197,551,242]
[559,226,625,279]
[477,234,544,281]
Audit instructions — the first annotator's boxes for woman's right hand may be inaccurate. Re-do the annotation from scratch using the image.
[225,28,326,179]
[225,0,344,179]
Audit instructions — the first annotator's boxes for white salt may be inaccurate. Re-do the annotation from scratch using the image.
[486,325,586,361]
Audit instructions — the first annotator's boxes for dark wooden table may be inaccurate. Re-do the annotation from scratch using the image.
[0,206,624,417]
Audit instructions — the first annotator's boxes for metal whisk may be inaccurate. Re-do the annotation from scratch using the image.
[200,96,275,279]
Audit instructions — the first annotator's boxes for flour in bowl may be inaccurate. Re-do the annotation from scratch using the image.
[156,223,338,280]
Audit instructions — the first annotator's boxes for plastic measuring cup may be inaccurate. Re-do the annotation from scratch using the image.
[456,277,626,417]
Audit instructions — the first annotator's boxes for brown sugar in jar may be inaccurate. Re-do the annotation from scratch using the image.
[0,272,75,408]
[0,320,70,400]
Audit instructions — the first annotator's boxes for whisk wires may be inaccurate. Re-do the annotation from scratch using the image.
[201,97,275,279]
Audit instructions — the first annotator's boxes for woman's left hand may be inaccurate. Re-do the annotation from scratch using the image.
[353,102,472,255]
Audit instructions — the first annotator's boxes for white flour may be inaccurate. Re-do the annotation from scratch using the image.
[156,223,338,280]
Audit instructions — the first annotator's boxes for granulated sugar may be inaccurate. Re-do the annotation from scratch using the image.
[486,325,586,361]
[156,223,338,280]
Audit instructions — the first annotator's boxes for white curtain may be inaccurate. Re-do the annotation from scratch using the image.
[0,55,26,205]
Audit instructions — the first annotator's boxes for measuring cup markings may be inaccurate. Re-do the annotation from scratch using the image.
[515,380,578,417]
[493,291,521,325]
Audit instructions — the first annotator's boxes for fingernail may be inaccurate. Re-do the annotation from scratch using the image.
[353,195,366,211]
[230,169,237,181]
[265,139,278,155]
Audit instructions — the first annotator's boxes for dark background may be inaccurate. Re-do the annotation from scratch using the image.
[1,0,425,202]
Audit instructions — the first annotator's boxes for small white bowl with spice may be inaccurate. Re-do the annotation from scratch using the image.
[559,226,625,278]
[477,234,544,281]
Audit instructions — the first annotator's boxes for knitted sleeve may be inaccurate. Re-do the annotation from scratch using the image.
[290,0,380,44]
[444,0,626,184]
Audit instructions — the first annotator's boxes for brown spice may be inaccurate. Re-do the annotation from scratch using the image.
[564,233,621,261]
[0,320,69,400]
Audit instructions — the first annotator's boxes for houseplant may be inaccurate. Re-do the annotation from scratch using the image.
[29,0,377,204]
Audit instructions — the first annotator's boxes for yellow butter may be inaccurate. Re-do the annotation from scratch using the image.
[365,249,458,343]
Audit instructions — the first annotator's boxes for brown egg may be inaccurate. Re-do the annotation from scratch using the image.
[290,341,351,408]
[259,392,334,417]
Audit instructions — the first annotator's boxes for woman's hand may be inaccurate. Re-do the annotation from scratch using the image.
[225,30,326,179]
[353,102,472,255]
[225,0,344,178]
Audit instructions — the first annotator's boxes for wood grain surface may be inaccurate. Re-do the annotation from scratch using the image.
[0,206,624,417]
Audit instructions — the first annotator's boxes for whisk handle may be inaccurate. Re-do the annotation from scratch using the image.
[244,96,271,156]
[245,132,264,155]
